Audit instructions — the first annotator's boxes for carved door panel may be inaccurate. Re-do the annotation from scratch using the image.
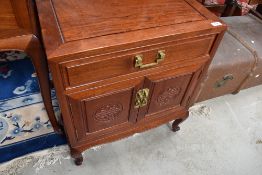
[84,90,134,133]
[146,74,192,115]
[137,69,195,119]
[68,79,144,139]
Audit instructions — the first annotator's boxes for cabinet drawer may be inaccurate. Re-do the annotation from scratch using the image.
[61,35,215,88]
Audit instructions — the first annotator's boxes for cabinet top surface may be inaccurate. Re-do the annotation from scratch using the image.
[51,0,204,42]
[36,0,226,59]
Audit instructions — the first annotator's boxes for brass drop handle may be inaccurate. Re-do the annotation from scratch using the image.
[134,50,166,69]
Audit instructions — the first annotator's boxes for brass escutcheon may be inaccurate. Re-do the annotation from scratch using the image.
[134,88,150,108]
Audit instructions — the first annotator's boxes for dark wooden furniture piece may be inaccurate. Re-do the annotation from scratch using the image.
[205,4,227,16]
[197,0,228,17]
[256,4,262,15]
[252,4,262,17]
[198,0,243,17]
[222,0,242,17]
[36,0,226,165]
[0,0,60,132]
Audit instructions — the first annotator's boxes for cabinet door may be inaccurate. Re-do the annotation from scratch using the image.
[67,79,143,140]
[84,90,133,132]
[137,67,202,119]
[147,74,191,115]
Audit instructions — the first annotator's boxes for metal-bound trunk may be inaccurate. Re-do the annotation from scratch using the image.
[196,14,262,102]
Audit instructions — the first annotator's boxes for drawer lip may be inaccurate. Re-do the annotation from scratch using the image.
[62,55,209,94]
[60,35,215,89]
[47,20,225,61]
[59,33,215,65]
[65,62,204,96]
[62,34,215,67]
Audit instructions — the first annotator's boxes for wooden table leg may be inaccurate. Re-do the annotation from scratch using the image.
[26,36,61,133]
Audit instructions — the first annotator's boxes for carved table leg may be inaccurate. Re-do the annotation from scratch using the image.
[26,36,61,133]
[172,119,183,132]
[71,148,83,166]
[0,35,61,133]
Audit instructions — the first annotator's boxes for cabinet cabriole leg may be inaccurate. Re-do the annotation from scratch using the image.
[171,119,183,132]
[70,148,83,166]
[74,156,83,166]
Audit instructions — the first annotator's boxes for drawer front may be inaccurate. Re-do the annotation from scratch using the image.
[61,35,215,88]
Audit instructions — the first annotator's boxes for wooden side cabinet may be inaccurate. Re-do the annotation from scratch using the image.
[36,0,226,165]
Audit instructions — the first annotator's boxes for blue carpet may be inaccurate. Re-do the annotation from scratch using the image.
[0,58,39,100]
[0,51,67,163]
[0,133,66,163]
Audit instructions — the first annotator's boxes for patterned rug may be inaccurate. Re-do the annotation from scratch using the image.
[0,51,66,163]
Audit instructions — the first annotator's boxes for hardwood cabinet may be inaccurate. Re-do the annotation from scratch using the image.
[36,0,226,165]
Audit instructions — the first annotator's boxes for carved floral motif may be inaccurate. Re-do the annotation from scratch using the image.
[94,104,123,122]
[157,87,181,106]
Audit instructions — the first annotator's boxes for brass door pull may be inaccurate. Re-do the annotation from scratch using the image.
[134,88,150,109]
[135,50,165,69]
